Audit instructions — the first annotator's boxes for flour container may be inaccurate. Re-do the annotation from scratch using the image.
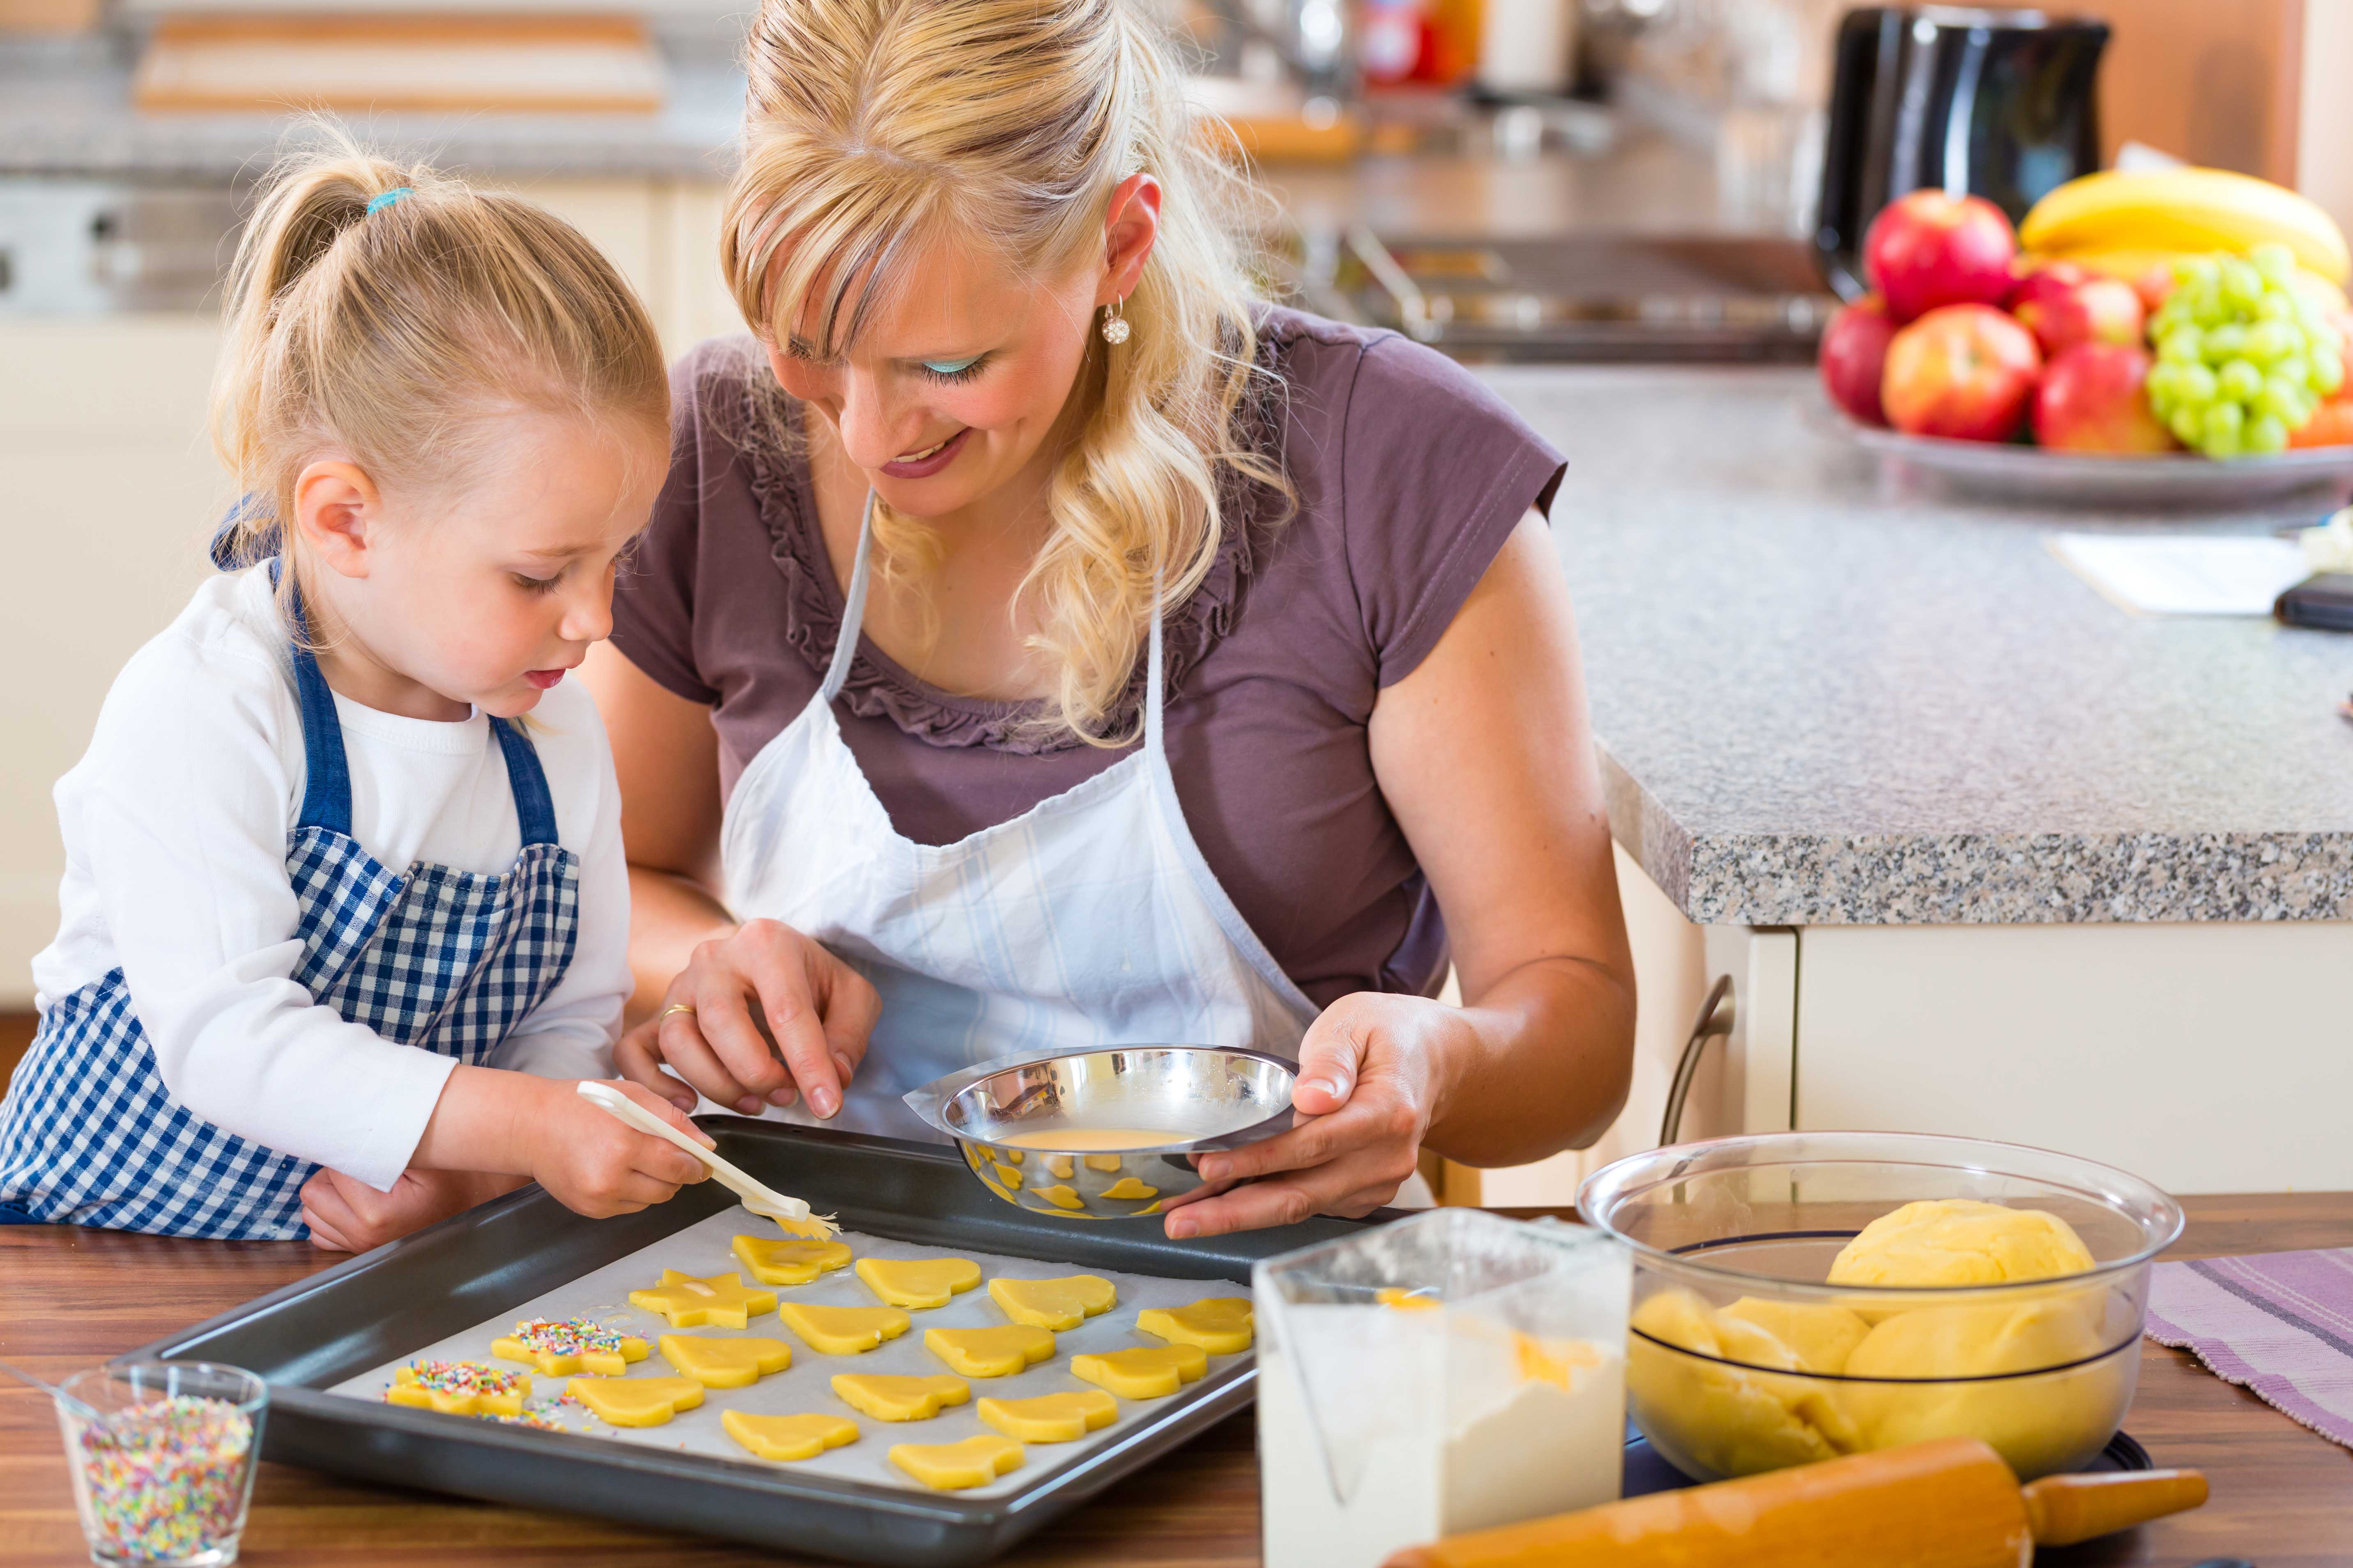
[1254,1209,1630,1568]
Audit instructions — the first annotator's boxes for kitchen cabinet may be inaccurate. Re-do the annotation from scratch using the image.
[0,317,223,998]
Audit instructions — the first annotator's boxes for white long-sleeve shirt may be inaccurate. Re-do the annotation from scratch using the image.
[31,566,631,1191]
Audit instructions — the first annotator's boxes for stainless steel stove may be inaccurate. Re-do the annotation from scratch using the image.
[1301,227,1838,363]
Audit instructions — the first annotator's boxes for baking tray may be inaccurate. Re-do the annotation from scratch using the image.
[125,1119,1384,1566]
[321,1206,1263,1497]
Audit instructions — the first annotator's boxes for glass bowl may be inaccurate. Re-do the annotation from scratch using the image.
[1576,1131,2184,1483]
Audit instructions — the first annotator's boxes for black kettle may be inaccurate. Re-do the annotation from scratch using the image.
[1814,7,2110,299]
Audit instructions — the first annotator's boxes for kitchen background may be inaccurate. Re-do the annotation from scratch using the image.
[3,0,2348,1204]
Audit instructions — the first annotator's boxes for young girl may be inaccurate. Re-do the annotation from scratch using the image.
[0,140,710,1247]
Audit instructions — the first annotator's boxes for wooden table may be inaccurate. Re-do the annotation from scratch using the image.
[5,1196,2350,1567]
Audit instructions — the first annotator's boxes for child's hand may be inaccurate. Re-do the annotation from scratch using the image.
[522,1078,713,1217]
[300,1166,522,1253]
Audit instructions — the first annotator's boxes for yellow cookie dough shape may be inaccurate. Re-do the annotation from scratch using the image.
[832,1373,972,1421]
[732,1233,852,1286]
[925,1324,1057,1377]
[628,1270,777,1329]
[1137,1297,1254,1354]
[990,1161,1023,1190]
[490,1319,650,1377]
[778,1301,912,1355]
[1083,1154,1124,1174]
[988,1274,1118,1331]
[890,1434,1026,1490]
[1099,1177,1158,1200]
[1033,1184,1087,1212]
[387,1363,529,1417]
[1044,1154,1075,1180]
[657,1334,793,1388]
[1070,1344,1208,1399]
[976,1390,1118,1443]
[722,1409,859,1462]
[855,1255,983,1310]
[567,1375,706,1428]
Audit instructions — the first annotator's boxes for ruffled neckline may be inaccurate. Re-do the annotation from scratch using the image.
[733,360,1285,756]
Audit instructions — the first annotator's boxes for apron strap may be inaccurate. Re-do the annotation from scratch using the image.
[1143,577,1169,760]
[821,490,879,705]
[287,640,357,837]
[489,718,562,848]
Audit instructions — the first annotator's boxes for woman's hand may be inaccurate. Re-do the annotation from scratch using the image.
[613,919,880,1119]
[1156,992,1469,1239]
[299,1166,524,1253]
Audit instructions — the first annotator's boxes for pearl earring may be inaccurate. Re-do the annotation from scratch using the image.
[1101,296,1130,345]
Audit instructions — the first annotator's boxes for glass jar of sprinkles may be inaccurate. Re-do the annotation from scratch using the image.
[53,1362,267,1568]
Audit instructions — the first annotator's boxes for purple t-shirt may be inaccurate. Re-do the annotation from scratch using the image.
[610,306,1565,1009]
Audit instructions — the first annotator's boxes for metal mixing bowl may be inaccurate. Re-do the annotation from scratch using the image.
[903,1046,1297,1221]
[1578,1130,2185,1483]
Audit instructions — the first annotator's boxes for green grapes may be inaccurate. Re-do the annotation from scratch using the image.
[2145,244,2344,459]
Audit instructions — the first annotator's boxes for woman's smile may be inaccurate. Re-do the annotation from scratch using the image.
[881,426,970,478]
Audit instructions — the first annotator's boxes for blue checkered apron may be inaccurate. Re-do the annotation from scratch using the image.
[0,628,580,1237]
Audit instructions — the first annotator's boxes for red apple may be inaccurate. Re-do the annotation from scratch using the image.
[1819,296,1899,424]
[1863,190,2019,322]
[2032,343,2176,454]
[2010,265,2145,356]
[1881,303,2043,441]
[2130,262,2176,315]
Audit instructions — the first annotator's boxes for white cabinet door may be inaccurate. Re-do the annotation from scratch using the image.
[0,318,225,1004]
[1795,921,2353,1193]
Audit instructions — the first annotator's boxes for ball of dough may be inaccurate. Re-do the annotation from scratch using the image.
[1827,1199,2096,1289]
[1840,1293,2126,1478]
[1627,1290,1862,1479]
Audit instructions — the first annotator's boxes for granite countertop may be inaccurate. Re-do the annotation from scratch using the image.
[1492,365,2353,927]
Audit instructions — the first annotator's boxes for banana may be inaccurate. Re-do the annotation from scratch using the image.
[2020,169,2350,284]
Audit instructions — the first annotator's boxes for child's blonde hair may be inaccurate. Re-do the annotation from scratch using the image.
[723,0,1292,745]
[211,127,670,626]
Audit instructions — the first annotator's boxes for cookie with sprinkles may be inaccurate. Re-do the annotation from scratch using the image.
[385,1361,532,1417]
[490,1317,651,1377]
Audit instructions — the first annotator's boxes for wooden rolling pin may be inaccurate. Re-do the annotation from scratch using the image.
[1383,1438,2207,1568]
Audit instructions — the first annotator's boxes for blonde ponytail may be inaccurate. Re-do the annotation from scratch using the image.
[210,123,670,628]
[723,0,1293,745]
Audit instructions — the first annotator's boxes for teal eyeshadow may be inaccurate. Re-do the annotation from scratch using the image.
[921,356,984,375]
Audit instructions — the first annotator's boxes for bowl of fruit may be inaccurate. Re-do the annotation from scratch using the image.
[1815,170,2353,505]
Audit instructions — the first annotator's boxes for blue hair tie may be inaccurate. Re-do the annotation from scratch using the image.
[365,186,413,216]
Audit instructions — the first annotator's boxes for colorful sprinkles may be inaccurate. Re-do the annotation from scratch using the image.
[391,1360,527,1401]
[74,1396,254,1563]
[507,1317,635,1360]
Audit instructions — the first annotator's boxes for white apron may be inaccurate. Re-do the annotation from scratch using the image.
[717,495,1319,1143]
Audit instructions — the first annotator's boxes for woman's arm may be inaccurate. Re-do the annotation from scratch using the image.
[580,642,734,1024]
[582,643,877,1121]
[1165,511,1636,1237]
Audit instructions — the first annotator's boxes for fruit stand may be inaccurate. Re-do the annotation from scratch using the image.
[1819,170,2353,464]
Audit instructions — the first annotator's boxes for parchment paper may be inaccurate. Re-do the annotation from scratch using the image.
[326,1205,1252,1498]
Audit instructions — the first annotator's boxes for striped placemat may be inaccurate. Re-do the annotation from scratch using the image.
[2145,1249,2353,1448]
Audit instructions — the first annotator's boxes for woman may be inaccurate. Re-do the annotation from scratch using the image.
[586,0,1636,1238]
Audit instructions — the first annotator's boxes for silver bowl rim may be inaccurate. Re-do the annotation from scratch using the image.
[916,1043,1300,1155]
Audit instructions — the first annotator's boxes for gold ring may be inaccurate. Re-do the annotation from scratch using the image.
[660,1003,696,1021]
